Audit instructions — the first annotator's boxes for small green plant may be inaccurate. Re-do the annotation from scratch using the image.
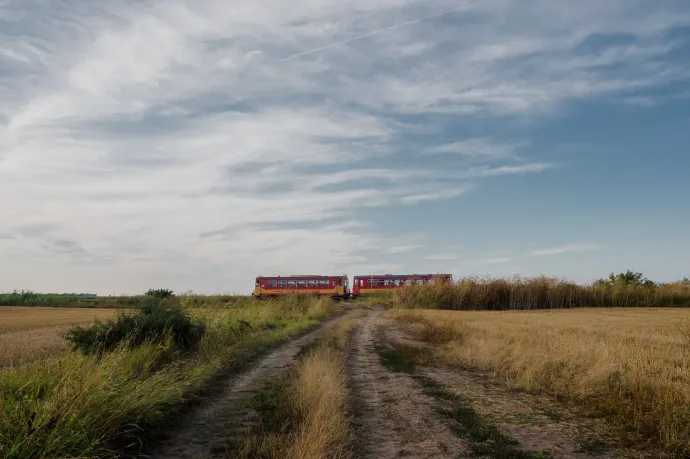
[66,298,205,355]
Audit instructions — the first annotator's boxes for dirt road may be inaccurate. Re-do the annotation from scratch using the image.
[140,308,661,459]
[348,310,468,459]
[141,311,358,459]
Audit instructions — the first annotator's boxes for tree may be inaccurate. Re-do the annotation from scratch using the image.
[145,288,175,299]
[607,270,653,288]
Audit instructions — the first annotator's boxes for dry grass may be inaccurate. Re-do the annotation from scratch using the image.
[240,313,361,459]
[0,327,71,367]
[0,306,117,333]
[0,307,119,366]
[390,308,690,456]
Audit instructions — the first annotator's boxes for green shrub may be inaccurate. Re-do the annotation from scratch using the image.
[66,299,205,355]
[145,288,175,299]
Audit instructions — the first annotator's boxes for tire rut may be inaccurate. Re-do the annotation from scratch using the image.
[141,311,357,459]
[348,309,468,459]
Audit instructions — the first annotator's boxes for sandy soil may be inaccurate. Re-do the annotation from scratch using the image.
[348,310,468,459]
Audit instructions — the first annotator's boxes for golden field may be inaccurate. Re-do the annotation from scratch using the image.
[391,307,690,455]
[0,307,117,366]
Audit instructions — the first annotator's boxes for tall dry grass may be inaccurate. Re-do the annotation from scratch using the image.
[0,295,337,459]
[240,314,360,459]
[388,276,690,310]
[391,308,690,455]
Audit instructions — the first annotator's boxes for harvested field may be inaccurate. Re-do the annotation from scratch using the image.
[390,307,690,456]
[0,307,119,366]
[0,306,118,333]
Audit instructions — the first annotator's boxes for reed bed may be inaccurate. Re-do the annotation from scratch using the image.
[386,276,690,310]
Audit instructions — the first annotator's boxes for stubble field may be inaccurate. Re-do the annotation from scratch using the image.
[0,307,118,366]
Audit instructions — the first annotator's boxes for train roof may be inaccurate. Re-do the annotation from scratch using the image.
[353,273,452,279]
[256,274,347,279]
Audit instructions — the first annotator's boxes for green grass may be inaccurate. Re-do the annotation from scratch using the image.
[0,295,336,459]
[375,343,552,459]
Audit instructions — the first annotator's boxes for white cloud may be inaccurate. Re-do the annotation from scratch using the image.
[0,0,686,293]
[531,244,604,257]
[424,138,525,159]
[400,187,472,205]
[385,245,421,255]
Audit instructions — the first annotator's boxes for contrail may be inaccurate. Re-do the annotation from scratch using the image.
[279,1,490,62]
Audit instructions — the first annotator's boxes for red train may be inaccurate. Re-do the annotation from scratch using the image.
[352,273,453,297]
[253,275,350,299]
[253,273,452,299]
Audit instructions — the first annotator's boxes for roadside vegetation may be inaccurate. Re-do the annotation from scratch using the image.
[0,293,338,459]
[389,307,690,456]
[238,314,360,459]
[382,273,690,309]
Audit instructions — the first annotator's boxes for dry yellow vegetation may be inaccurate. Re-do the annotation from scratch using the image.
[0,306,117,333]
[390,307,690,456]
[241,313,360,459]
[0,307,117,366]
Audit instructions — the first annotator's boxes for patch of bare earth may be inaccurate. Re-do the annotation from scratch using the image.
[348,310,468,459]
[380,321,670,459]
[140,311,357,459]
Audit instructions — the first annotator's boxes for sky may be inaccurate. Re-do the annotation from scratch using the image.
[1,0,689,295]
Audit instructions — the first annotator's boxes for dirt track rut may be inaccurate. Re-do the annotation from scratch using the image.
[142,311,356,459]
[348,310,468,459]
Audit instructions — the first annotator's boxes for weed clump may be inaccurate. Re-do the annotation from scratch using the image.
[66,298,205,355]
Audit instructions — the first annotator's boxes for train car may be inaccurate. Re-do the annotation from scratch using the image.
[253,274,350,300]
[351,273,453,297]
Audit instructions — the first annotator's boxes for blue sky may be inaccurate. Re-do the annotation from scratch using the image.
[0,0,689,295]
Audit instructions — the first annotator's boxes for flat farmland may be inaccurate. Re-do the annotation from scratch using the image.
[388,307,690,456]
[0,306,118,366]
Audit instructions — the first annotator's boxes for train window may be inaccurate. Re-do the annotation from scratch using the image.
[369,280,380,287]
[278,280,287,288]
[393,280,401,286]
[319,280,329,287]
[288,280,296,288]
[298,280,307,287]
[308,280,318,287]
[268,280,277,288]
[415,279,423,285]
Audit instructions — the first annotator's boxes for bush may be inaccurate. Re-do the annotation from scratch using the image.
[145,288,175,299]
[66,299,205,355]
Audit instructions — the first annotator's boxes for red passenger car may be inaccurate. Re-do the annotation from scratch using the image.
[253,274,350,300]
[351,273,452,297]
